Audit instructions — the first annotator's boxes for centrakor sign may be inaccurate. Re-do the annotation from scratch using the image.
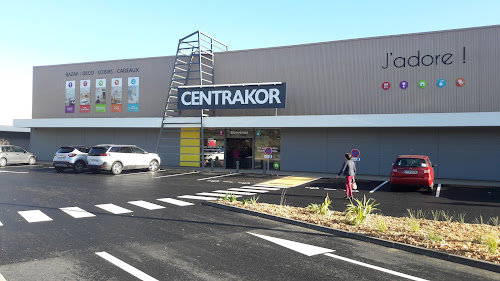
[178,82,286,110]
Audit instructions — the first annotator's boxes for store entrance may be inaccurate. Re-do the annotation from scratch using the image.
[226,138,253,169]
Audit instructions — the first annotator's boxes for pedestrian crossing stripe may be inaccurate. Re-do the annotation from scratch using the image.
[157,198,194,206]
[96,204,133,214]
[178,195,219,201]
[60,207,96,218]
[18,210,53,223]
[196,192,241,198]
[254,176,320,188]
[228,188,269,193]
[128,200,165,210]
[211,190,256,196]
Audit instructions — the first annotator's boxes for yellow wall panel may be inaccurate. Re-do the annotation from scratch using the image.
[180,154,199,162]
[180,139,200,146]
[180,147,200,154]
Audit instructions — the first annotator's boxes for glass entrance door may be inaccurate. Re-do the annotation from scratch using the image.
[226,138,253,169]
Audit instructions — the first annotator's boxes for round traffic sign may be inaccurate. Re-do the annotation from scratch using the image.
[265,147,272,155]
[351,149,360,158]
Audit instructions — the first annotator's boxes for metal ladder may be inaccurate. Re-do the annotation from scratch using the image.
[156,31,228,167]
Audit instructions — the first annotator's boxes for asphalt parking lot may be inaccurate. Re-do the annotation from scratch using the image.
[0,164,498,280]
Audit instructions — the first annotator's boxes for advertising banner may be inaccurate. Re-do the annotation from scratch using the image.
[111,78,122,112]
[65,81,75,113]
[79,80,91,113]
[128,77,139,112]
[177,83,286,110]
[95,79,106,112]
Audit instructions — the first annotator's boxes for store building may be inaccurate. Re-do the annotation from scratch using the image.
[0,125,30,149]
[14,25,500,181]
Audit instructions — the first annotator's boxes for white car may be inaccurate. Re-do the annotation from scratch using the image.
[86,145,160,175]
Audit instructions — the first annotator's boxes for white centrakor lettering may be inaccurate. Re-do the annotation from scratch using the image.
[222,90,232,105]
[211,90,221,105]
[269,88,281,104]
[255,89,269,104]
[200,91,211,105]
[181,91,192,105]
[233,90,245,104]
[192,91,200,105]
[245,89,256,104]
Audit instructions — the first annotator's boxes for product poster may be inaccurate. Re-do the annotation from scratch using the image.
[128,77,139,112]
[95,78,106,112]
[111,78,122,112]
[65,81,75,113]
[79,80,91,113]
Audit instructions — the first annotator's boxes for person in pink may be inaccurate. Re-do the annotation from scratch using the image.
[336,153,357,199]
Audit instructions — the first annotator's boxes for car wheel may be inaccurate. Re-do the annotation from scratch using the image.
[148,160,159,171]
[28,157,36,165]
[73,161,85,174]
[0,158,6,167]
[91,169,101,174]
[111,162,123,175]
[55,167,65,173]
[428,182,434,194]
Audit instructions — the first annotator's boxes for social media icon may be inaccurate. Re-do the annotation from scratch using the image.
[437,79,446,88]
[400,81,408,89]
[418,80,427,89]
[456,78,465,87]
[382,82,391,90]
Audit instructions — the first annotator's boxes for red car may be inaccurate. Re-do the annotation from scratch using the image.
[390,155,436,192]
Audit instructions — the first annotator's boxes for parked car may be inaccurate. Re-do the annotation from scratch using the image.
[86,145,161,175]
[390,155,436,192]
[0,145,37,167]
[53,145,91,173]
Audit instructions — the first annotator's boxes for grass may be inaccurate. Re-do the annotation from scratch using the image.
[376,217,387,232]
[219,193,238,202]
[427,230,443,242]
[485,232,499,254]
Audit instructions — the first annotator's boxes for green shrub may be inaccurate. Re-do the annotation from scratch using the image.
[428,230,443,242]
[219,193,238,202]
[484,232,499,254]
[376,217,387,232]
[308,194,332,215]
[248,195,259,204]
[344,195,379,226]
[430,210,441,221]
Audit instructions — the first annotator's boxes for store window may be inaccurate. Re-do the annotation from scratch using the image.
[254,129,281,170]
[203,129,225,168]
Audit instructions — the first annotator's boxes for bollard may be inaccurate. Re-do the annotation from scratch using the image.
[210,160,214,171]
[236,161,239,173]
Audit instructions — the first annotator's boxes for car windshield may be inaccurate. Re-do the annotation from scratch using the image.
[57,147,75,153]
[88,147,109,156]
[395,158,427,168]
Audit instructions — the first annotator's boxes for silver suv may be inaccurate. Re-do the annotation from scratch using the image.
[87,145,161,175]
[0,145,37,167]
[53,146,91,173]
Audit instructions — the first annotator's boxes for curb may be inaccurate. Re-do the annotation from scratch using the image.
[204,201,500,273]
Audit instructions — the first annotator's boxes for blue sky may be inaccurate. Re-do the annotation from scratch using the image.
[0,0,498,125]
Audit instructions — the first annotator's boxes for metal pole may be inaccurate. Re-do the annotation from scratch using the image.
[210,159,214,171]
[236,161,239,173]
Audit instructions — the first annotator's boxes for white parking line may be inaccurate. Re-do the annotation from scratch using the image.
[18,210,53,223]
[178,195,218,201]
[324,253,428,281]
[154,171,200,178]
[197,173,239,181]
[95,204,133,214]
[228,188,269,193]
[211,190,256,196]
[324,188,337,191]
[244,186,280,191]
[0,221,3,226]
[369,181,388,193]
[196,192,241,198]
[60,207,96,218]
[0,170,29,174]
[128,200,165,210]
[96,252,159,281]
[436,184,442,197]
[157,198,194,206]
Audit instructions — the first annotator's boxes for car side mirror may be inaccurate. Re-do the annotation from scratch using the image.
[432,164,438,167]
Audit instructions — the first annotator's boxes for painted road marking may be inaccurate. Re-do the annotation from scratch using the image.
[369,181,388,193]
[60,207,96,218]
[305,187,319,189]
[223,181,233,183]
[325,188,337,191]
[243,186,280,191]
[116,171,155,177]
[254,176,320,188]
[212,190,256,196]
[157,198,194,206]
[95,204,133,214]
[0,221,3,226]
[128,200,166,210]
[228,188,269,193]
[178,195,218,201]
[196,192,241,198]
[436,184,442,198]
[18,210,53,223]
[324,253,428,281]
[197,173,239,181]
[154,171,200,178]
[0,170,29,174]
[96,252,159,281]
[250,233,428,281]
